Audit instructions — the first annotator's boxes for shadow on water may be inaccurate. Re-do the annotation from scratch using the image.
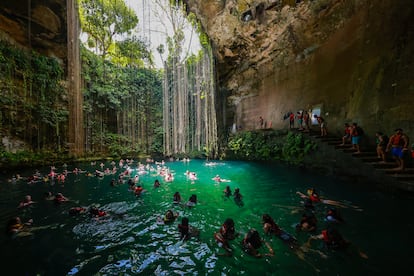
[0,159,413,275]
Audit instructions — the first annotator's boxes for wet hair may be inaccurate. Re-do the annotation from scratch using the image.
[6,217,21,234]
[181,217,189,226]
[246,229,262,249]
[262,214,274,225]
[89,207,99,216]
[165,210,174,220]
[189,194,197,203]
[224,218,234,228]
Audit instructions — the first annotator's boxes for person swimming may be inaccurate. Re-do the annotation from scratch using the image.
[18,195,36,208]
[54,193,69,204]
[89,207,107,217]
[163,210,178,224]
[173,192,181,204]
[6,216,33,237]
[213,175,221,182]
[134,185,145,196]
[233,188,243,206]
[296,211,318,232]
[325,208,344,223]
[262,214,298,249]
[262,214,282,236]
[223,186,232,198]
[186,194,197,207]
[44,191,54,200]
[214,218,237,256]
[69,207,86,216]
[178,217,199,241]
[308,227,349,250]
[242,228,274,258]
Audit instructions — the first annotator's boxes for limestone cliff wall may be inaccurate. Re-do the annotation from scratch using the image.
[0,0,67,60]
[185,0,414,144]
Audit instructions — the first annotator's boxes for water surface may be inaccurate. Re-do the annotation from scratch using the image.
[0,159,413,275]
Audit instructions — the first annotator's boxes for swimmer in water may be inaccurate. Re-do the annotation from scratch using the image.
[54,193,69,204]
[69,207,86,215]
[262,214,298,249]
[178,217,200,241]
[186,194,197,208]
[223,186,232,198]
[6,216,33,237]
[325,207,344,223]
[233,188,244,206]
[173,191,182,204]
[89,207,107,218]
[296,211,318,232]
[162,209,179,224]
[242,228,274,258]
[214,218,238,256]
[18,195,36,208]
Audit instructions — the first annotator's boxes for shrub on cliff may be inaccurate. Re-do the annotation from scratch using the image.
[226,131,317,164]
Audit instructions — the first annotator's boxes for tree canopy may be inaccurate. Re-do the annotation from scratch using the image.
[79,0,139,59]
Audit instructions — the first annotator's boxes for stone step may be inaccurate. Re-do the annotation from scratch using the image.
[321,138,342,143]
[351,151,377,157]
[327,140,343,145]
[358,156,385,163]
[311,135,339,140]
[371,162,399,169]
[335,144,353,149]
[389,174,414,181]
[395,181,414,192]
[343,148,358,153]
[381,168,414,175]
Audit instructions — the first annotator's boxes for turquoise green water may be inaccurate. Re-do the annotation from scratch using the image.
[1,159,413,275]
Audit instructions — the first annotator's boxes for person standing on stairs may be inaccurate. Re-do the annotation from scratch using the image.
[375,132,389,162]
[340,123,352,146]
[386,128,410,171]
[351,123,362,154]
[314,114,327,137]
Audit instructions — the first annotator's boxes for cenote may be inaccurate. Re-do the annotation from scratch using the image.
[1,159,413,275]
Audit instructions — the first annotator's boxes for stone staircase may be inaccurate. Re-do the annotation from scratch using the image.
[309,132,414,192]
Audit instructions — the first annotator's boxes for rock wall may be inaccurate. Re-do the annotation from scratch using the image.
[185,0,414,144]
[0,0,67,60]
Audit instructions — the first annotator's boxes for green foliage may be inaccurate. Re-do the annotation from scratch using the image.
[0,40,66,151]
[0,148,69,167]
[79,0,138,58]
[111,36,152,66]
[81,46,163,156]
[226,131,317,164]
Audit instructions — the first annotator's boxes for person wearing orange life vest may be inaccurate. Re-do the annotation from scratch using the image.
[386,128,410,171]
[310,228,350,250]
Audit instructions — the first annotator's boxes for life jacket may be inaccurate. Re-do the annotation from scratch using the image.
[321,230,330,243]
[98,211,106,217]
[9,223,23,233]
[309,193,320,202]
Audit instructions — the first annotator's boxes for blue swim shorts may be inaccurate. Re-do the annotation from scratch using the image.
[352,136,360,145]
[391,147,404,158]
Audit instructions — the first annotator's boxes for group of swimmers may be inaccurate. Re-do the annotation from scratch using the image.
[6,160,366,268]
